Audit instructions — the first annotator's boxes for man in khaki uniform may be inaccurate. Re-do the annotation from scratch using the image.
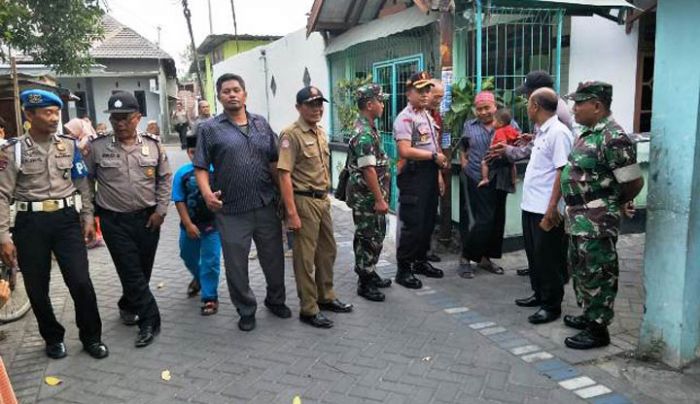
[85,91,172,348]
[0,89,108,360]
[278,86,353,329]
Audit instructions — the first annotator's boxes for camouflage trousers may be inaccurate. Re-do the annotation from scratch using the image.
[569,235,619,326]
[352,210,386,274]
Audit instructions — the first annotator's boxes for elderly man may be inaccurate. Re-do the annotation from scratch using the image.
[514,88,573,324]
[459,92,512,278]
[190,100,212,138]
[560,81,643,349]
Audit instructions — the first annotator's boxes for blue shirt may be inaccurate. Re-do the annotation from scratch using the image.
[172,162,216,231]
[192,112,278,215]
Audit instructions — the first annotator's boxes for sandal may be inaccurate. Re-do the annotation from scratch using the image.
[187,279,200,298]
[479,261,505,275]
[201,301,218,316]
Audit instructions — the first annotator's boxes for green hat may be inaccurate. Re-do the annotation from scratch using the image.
[355,84,389,102]
[565,81,613,103]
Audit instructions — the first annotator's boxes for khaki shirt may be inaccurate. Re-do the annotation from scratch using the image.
[85,132,172,215]
[277,119,330,191]
[0,133,94,243]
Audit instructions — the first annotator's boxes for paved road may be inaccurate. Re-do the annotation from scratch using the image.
[0,147,696,404]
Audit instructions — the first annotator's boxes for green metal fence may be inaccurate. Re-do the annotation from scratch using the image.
[455,3,565,131]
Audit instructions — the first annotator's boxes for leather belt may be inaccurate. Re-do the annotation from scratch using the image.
[294,190,327,199]
[16,195,76,212]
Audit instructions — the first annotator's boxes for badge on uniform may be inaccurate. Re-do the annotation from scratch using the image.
[56,142,66,152]
[281,138,290,149]
[145,167,155,177]
[141,145,150,156]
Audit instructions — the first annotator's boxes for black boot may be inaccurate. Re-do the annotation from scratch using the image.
[357,272,385,302]
[413,261,444,278]
[369,271,392,288]
[563,314,589,330]
[565,322,610,350]
[395,262,422,289]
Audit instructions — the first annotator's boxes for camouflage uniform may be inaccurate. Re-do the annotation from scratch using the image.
[561,82,642,326]
[347,115,391,275]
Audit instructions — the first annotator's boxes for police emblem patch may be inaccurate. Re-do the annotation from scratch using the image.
[281,138,290,149]
[114,100,123,108]
[145,167,155,177]
[28,94,42,104]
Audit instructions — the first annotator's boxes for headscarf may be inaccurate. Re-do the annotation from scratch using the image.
[474,91,496,106]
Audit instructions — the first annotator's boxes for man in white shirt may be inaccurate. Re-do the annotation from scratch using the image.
[512,88,574,324]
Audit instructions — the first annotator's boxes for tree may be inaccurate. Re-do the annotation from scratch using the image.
[0,0,104,75]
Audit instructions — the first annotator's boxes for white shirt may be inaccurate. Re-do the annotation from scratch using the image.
[521,115,574,214]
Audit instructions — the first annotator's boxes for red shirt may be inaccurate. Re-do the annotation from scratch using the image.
[492,124,519,146]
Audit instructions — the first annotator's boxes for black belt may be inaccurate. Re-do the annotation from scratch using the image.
[293,190,327,199]
[96,205,156,217]
[564,189,614,206]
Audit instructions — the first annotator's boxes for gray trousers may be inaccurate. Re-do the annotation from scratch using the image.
[216,204,285,316]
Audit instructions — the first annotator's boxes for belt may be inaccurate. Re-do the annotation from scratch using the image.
[97,205,156,217]
[16,195,76,213]
[564,189,614,207]
[294,190,327,199]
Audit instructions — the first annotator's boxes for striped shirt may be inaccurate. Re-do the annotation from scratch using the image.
[193,112,278,215]
[460,118,520,191]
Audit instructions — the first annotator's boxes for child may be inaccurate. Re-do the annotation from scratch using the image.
[479,108,519,188]
[172,135,221,315]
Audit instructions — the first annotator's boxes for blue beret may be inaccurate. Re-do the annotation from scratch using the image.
[20,89,64,109]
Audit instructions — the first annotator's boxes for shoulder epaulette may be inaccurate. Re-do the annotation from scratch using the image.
[89,132,110,142]
[57,133,75,140]
[142,132,161,143]
[0,138,20,150]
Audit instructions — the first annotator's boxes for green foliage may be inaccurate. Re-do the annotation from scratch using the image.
[333,75,372,142]
[0,0,104,75]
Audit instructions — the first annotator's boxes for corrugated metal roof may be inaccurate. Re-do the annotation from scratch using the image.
[196,34,282,55]
[307,0,385,36]
[325,6,437,55]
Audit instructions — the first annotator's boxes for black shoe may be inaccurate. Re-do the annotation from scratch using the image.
[357,279,385,302]
[299,312,333,328]
[565,324,610,350]
[426,252,441,263]
[135,325,159,348]
[528,308,561,325]
[413,261,444,278]
[563,314,589,330]
[264,301,292,318]
[318,299,353,313]
[238,314,256,331]
[369,271,392,288]
[516,268,530,276]
[45,342,67,359]
[119,309,138,326]
[187,278,200,297]
[84,341,109,359]
[515,294,541,308]
[395,265,422,289]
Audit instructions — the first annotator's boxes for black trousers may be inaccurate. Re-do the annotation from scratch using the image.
[462,175,507,262]
[396,161,438,264]
[98,206,161,329]
[522,210,567,311]
[175,124,188,149]
[14,208,102,345]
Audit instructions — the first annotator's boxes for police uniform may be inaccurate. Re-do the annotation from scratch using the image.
[85,91,172,347]
[346,84,393,302]
[393,72,444,290]
[0,90,107,359]
[278,86,352,328]
[560,81,643,349]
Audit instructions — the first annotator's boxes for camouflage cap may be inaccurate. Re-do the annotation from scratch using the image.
[565,81,613,103]
[355,84,389,102]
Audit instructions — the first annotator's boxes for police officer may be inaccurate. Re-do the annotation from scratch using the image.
[278,86,353,329]
[561,81,644,349]
[393,72,446,289]
[0,89,108,359]
[346,84,393,302]
[85,91,172,348]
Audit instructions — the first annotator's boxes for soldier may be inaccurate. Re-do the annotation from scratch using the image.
[85,91,172,348]
[278,86,353,329]
[346,84,393,302]
[393,72,446,289]
[561,81,644,349]
[0,89,108,359]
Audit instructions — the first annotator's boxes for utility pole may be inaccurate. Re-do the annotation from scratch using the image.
[438,0,455,248]
[156,25,162,47]
[208,0,213,34]
[229,0,240,53]
[181,0,204,95]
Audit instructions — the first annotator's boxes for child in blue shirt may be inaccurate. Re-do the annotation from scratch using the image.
[172,136,221,315]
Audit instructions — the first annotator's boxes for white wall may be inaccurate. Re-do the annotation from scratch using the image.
[212,28,330,133]
[568,15,639,133]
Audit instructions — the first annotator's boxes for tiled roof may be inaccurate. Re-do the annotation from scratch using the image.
[91,15,173,60]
